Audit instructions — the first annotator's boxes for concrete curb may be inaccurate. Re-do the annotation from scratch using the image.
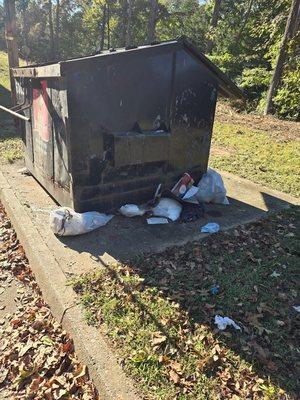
[0,170,140,400]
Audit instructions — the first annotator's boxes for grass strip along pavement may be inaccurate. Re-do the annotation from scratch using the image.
[72,207,299,400]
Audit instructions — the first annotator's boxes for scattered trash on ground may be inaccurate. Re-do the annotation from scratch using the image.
[147,217,169,225]
[119,204,146,217]
[152,197,182,221]
[270,271,281,278]
[196,168,229,204]
[211,285,220,295]
[171,173,194,199]
[201,222,220,234]
[214,315,241,331]
[293,305,300,312]
[49,168,229,234]
[50,208,114,236]
[17,167,31,176]
[180,202,205,223]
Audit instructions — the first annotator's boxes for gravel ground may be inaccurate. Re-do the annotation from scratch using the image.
[0,203,100,400]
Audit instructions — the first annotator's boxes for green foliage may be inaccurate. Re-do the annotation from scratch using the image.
[0,0,298,119]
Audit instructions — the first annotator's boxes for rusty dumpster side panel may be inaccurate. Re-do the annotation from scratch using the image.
[15,76,73,208]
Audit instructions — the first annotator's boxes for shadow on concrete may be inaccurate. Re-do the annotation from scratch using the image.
[59,191,293,262]
[61,191,298,396]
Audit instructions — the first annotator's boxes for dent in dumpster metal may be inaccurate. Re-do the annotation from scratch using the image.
[12,38,243,212]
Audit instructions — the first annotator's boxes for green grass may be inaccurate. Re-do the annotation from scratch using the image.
[0,51,23,163]
[210,122,300,197]
[72,207,300,399]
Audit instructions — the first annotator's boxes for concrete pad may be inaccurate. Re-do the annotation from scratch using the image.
[1,164,298,275]
[0,163,298,398]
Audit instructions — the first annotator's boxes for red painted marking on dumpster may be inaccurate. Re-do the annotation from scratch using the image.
[33,80,50,142]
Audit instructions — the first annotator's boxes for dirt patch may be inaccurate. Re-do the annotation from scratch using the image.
[210,145,235,157]
[215,102,300,141]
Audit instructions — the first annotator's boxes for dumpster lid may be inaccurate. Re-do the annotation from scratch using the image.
[12,37,243,99]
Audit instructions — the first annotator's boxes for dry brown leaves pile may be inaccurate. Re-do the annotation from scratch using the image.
[0,204,99,400]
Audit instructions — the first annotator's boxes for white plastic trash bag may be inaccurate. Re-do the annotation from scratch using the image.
[119,204,145,217]
[50,207,114,236]
[195,168,229,205]
[152,198,182,221]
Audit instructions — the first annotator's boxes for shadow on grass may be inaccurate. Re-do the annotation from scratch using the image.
[69,196,299,398]
[125,206,299,396]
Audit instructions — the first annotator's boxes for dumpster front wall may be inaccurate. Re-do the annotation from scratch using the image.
[64,46,218,211]
[63,46,218,211]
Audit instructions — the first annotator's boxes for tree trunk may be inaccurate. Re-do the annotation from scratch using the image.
[264,0,300,115]
[125,0,133,47]
[234,0,254,44]
[120,0,128,46]
[107,1,110,49]
[55,0,60,58]
[48,0,55,59]
[147,0,158,43]
[100,3,107,50]
[206,0,222,54]
[3,0,19,105]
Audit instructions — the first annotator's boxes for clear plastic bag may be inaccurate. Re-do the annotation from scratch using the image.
[195,168,229,204]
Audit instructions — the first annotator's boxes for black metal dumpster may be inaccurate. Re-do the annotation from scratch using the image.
[11,38,243,212]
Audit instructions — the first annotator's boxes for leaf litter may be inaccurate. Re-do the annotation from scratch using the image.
[0,203,99,399]
[72,207,299,399]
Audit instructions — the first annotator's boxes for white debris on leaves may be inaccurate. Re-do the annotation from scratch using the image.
[0,203,99,400]
[214,315,241,331]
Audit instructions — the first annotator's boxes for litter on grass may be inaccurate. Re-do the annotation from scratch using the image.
[50,208,114,236]
[201,222,220,233]
[293,305,300,312]
[270,271,281,278]
[210,286,219,295]
[214,315,241,331]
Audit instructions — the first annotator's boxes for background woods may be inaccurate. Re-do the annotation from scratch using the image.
[0,0,299,120]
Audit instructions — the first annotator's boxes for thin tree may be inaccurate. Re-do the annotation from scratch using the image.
[125,0,133,46]
[264,0,300,115]
[206,0,222,54]
[120,0,128,46]
[3,0,19,104]
[235,0,255,43]
[99,2,107,50]
[55,0,60,58]
[48,0,55,59]
[147,0,158,43]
